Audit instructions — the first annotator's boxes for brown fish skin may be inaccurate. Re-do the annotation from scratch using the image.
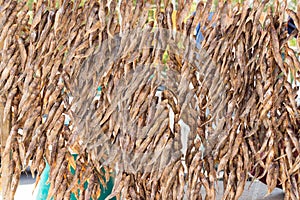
[2,124,18,159]
[2,0,300,199]
[266,162,279,195]
[30,135,46,175]
[47,114,65,143]
[11,150,21,197]
[286,128,300,154]
[230,132,243,161]
[1,63,18,93]
[30,4,46,32]
[285,47,300,72]
[284,134,294,169]
[177,165,185,200]
[67,160,82,194]
[21,107,41,141]
[270,22,287,76]
[3,87,17,122]
[0,51,18,88]
[84,174,96,200]
[234,155,246,200]
[56,179,68,200]
[105,174,130,200]
[47,160,68,200]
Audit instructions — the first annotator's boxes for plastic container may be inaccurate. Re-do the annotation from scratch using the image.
[36,155,115,200]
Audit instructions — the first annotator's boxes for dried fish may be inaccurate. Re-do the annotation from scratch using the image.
[1,1,300,200]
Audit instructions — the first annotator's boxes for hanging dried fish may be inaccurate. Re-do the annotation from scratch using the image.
[1,1,300,200]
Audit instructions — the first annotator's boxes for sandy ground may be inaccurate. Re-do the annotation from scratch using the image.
[0,172,284,200]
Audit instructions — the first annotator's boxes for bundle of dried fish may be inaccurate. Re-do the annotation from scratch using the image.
[0,0,300,200]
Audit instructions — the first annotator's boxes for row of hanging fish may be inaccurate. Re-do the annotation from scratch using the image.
[0,0,299,199]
